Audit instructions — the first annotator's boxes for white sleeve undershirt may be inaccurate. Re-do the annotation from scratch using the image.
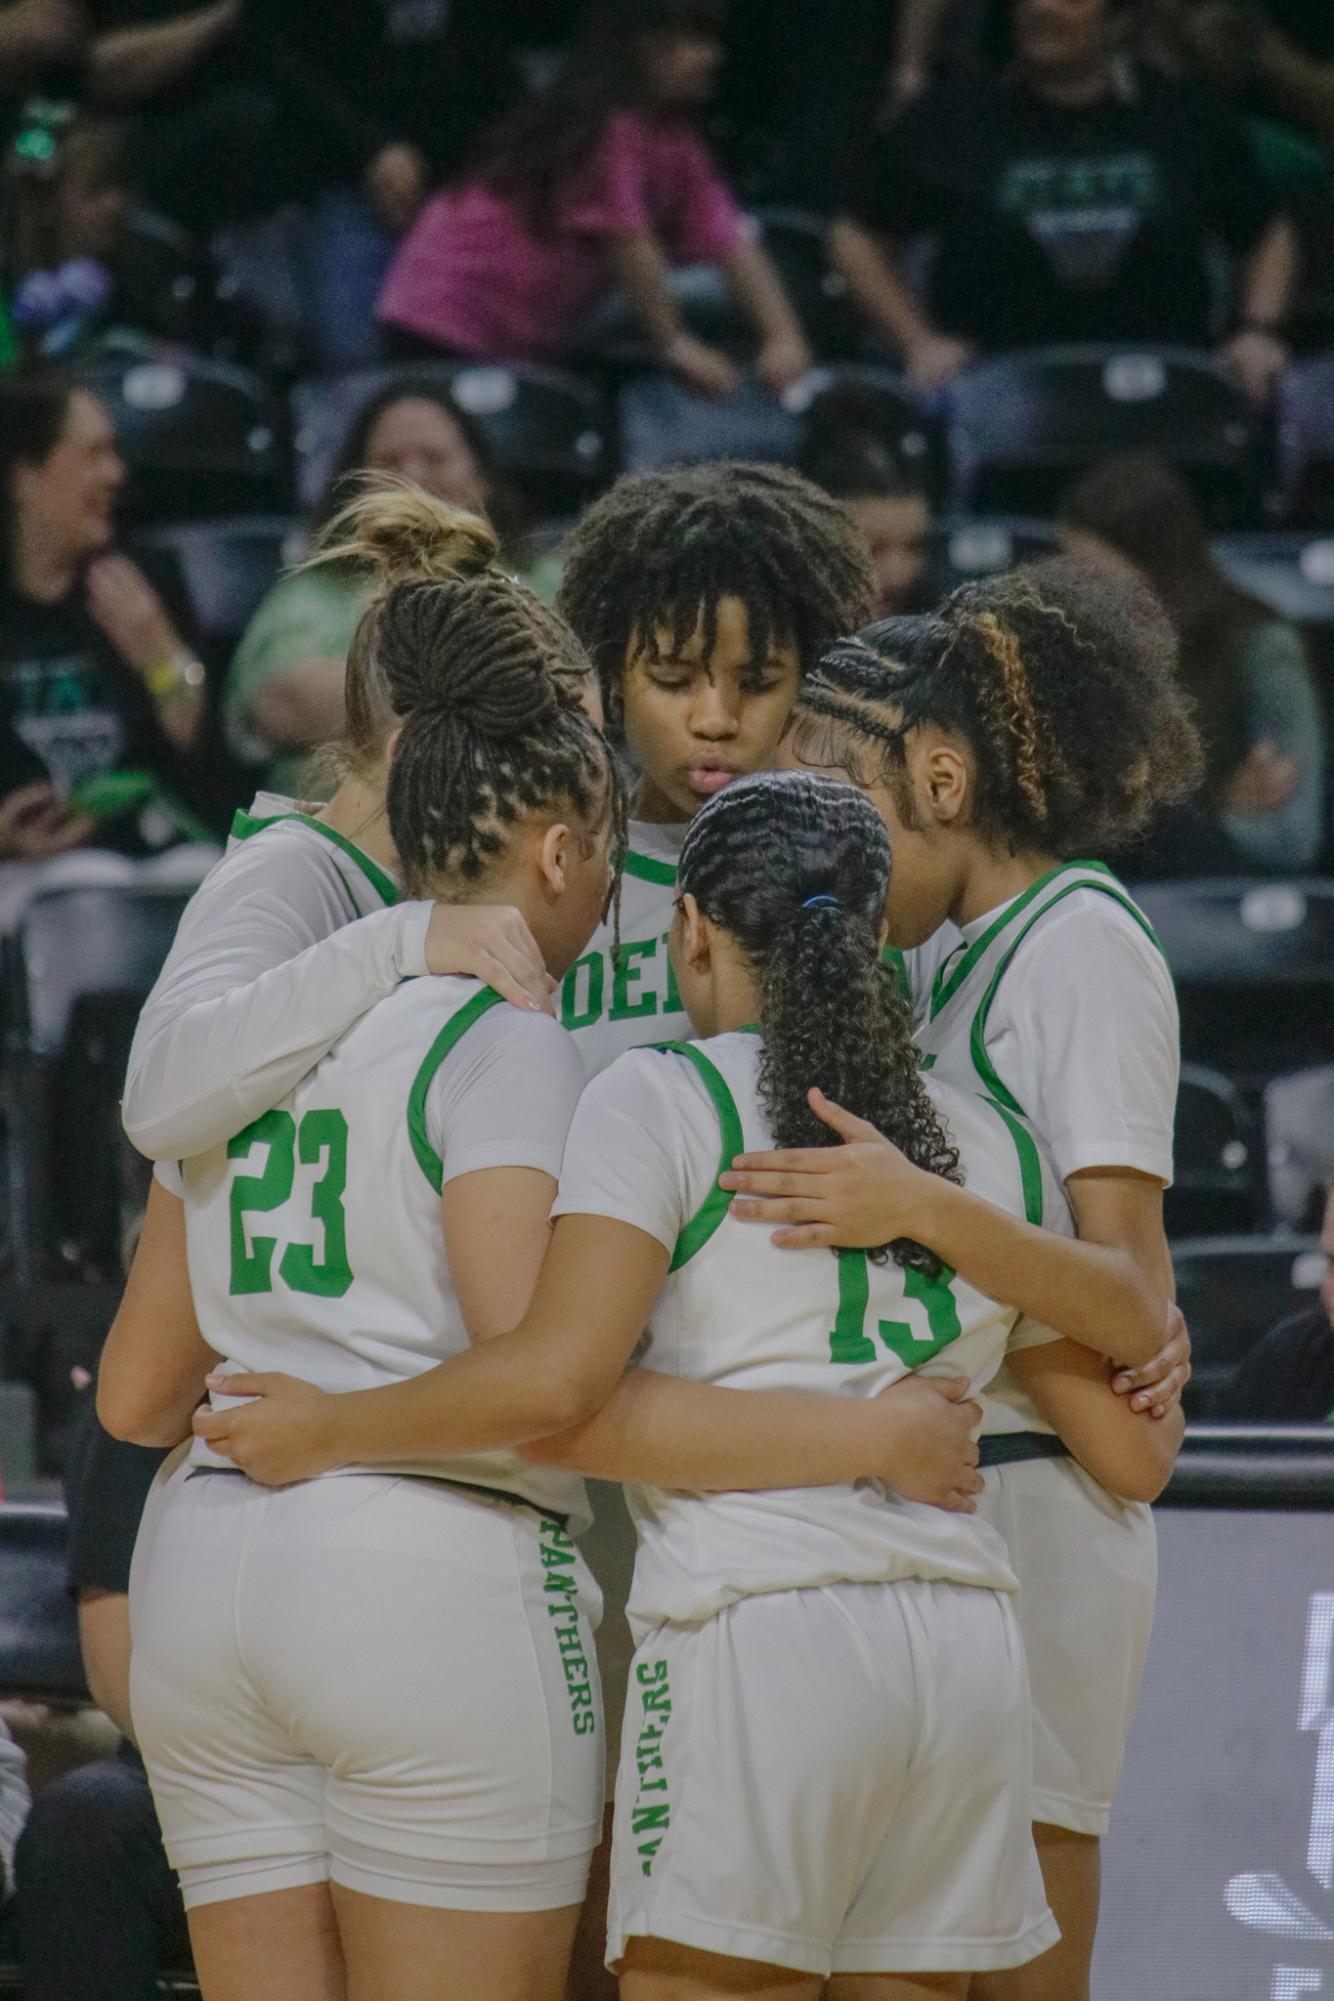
[122,838,431,1161]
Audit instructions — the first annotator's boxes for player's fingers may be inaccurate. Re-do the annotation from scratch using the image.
[769,1223,840,1251]
[807,1088,881,1144]
[477,948,555,1017]
[727,1148,838,1177]
[728,1195,826,1225]
[191,1409,231,1445]
[721,1170,830,1200]
[204,1371,282,1398]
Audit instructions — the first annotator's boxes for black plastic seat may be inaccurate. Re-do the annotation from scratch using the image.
[754,207,861,362]
[76,354,286,523]
[138,515,297,657]
[1213,531,1334,625]
[0,1503,85,1700]
[944,345,1265,524]
[4,885,192,1284]
[1277,354,1334,526]
[1172,1232,1324,1415]
[1167,1064,1262,1239]
[1134,878,1334,1086]
[291,363,612,518]
[927,514,1060,596]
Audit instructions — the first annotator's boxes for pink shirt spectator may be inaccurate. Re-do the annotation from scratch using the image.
[377,109,742,360]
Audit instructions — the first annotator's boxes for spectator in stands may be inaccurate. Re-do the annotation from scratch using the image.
[12,1399,189,2001]
[0,0,87,144]
[831,0,1299,403]
[0,373,212,893]
[1059,452,1327,873]
[377,0,813,400]
[224,380,557,796]
[1223,1184,1334,1421]
[796,389,932,618]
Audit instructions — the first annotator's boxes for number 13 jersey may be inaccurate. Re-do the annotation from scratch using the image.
[181,972,591,1529]
[551,1029,1073,1638]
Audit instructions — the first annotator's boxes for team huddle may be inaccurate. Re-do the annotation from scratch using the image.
[97,460,1195,2001]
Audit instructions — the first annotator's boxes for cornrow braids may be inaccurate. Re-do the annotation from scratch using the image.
[556,461,873,732]
[679,771,960,1271]
[789,560,1203,857]
[381,577,626,902]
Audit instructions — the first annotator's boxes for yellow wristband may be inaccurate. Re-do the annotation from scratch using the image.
[145,655,205,701]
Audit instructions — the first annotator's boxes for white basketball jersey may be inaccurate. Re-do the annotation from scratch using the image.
[914,861,1176,1434]
[561,820,688,1076]
[553,1030,1071,1637]
[182,973,590,1531]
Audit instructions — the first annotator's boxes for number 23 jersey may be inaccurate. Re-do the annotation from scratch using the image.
[552,1029,1072,1637]
[181,973,590,1528]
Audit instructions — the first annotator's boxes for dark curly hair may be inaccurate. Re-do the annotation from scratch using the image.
[789,558,1203,857]
[678,771,959,1270]
[556,461,873,736]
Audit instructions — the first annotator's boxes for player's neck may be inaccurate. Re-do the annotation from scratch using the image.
[319,774,398,873]
[954,845,1061,929]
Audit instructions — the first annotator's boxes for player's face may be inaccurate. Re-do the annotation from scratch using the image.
[621,598,802,825]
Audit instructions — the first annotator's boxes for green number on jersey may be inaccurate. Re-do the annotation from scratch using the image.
[828,1248,961,1367]
[228,1109,354,1298]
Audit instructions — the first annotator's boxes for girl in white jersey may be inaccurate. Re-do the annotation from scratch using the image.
[100,603,630,2001]
[194,772,1179,1997]
[554,459,873,1077]
[724,564,1201,2000]
[121,481,568,1168]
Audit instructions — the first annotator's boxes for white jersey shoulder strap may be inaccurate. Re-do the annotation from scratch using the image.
[405,984,508,1192]
[229,806,400,912]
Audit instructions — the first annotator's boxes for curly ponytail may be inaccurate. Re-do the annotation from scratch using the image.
[790,559,1202,857]
[678,771,959,1270]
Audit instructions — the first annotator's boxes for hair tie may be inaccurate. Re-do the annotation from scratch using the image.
[801,894,840,911]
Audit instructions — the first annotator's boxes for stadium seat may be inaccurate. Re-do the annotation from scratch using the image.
[3,886,192,1285]
[1133,877,1334,1085]
[753,207,862,363]
[1213,531,1334,625]
[1264,1064,1334,1229]
[573,264,750,371]
[290,363,613,518]
[76,354,286,524]
[138,515,297,659]
[620,361,938,481]
[927,514,1059,596]
[0,1503,85,1701]
[943,345,1265,524]
[1277,354,1334,525]
[1167,1064,1263,1239]
[1172,1232,1323,1415]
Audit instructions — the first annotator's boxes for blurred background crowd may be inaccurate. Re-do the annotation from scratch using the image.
[0,1,1331,1989]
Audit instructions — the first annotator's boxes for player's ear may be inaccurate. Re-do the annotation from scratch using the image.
[678,892,712,971]
[920,737,970,828]
[536,821,571,896]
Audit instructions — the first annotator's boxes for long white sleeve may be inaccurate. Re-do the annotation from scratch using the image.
[123,832,432,1161]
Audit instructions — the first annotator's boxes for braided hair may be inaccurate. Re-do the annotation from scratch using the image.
[556,462,873,733]
[383,578,627,902]
[305,475,598,780]
[790,558,1203,857]
[678,771,959,1270]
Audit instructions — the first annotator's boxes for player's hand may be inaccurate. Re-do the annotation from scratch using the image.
[425,902,555,1014]
[720,1087,926,1248]
[870,1372,984,1512]
[1111,1305,1191,1419]
[194,1372,339,1486]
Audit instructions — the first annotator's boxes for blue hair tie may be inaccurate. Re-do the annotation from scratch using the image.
[801,894,840,911]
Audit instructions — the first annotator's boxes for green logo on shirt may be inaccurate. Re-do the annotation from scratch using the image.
[561,932,682,1033]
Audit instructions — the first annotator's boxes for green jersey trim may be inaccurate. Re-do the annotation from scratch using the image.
[654,1042,743,1272]
[621,849,678,887]
[406,986,507,1192]
[230,808,400,909]
[881,944,911,1007]
[968,878,1166,1122]
[981,1095,1046,1228]
[929,860,1115,1020]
